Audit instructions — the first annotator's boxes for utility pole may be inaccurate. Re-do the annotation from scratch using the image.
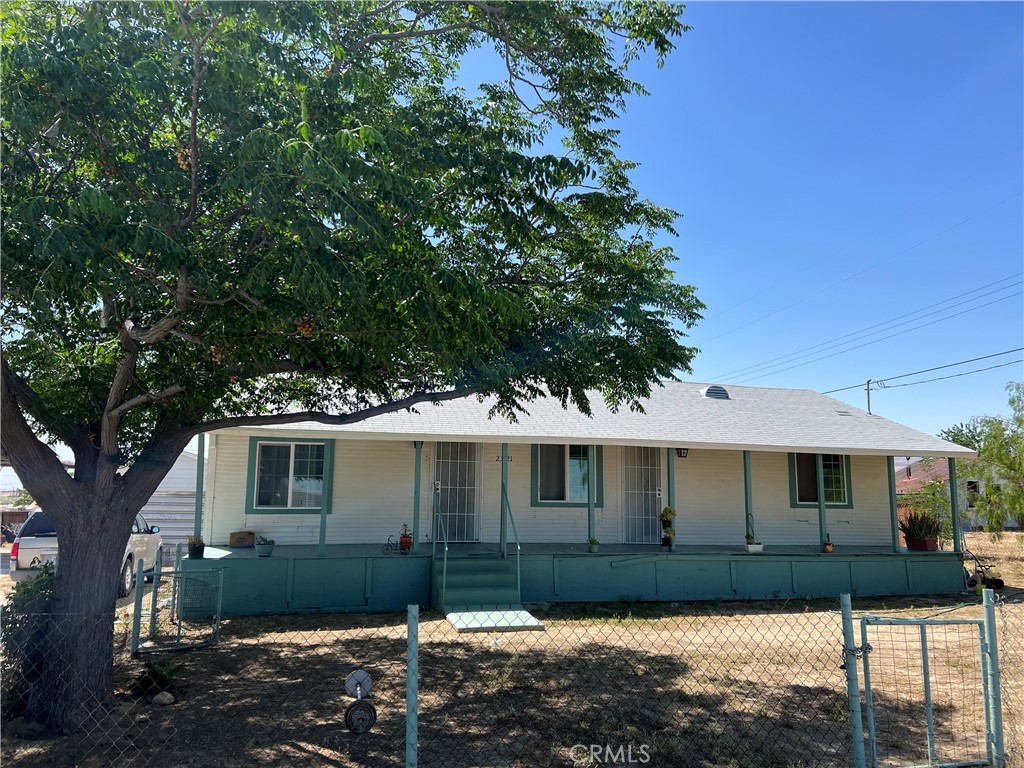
[866,379,873,414]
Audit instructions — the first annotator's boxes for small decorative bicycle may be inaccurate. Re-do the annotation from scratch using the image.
[381,524,413,555]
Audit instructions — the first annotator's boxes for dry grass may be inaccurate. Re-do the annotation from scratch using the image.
[3,535,1024,767]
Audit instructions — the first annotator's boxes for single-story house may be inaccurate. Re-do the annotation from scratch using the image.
[181,381,976,622]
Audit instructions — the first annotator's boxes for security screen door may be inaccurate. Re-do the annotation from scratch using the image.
[434,442,479,542]
[623,446,662,544]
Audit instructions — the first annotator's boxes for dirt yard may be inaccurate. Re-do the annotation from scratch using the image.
[2,534,1022,768]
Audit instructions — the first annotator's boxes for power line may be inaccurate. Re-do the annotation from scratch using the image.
[821,348,1024,394]
[710,273,1022,381]
[693,189,1024,345]
[876,359,1023,390]
[729,291,1021,384]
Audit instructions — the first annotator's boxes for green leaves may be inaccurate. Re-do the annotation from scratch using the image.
[2,0,702,463]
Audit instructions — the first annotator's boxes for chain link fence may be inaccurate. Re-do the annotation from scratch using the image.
[133,567,223,653]
[2,595,1020,767]
[415,602,852,768]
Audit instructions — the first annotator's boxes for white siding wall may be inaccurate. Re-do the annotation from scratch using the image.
[477,443,622,545]
[673,450,892,547]
[205,431,895,547]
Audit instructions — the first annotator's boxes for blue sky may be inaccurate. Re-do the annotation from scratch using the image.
[615,1,1023,435]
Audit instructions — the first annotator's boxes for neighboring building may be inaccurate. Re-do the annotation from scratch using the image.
[182,382,975,621]
[897,457,1015,531]
[139,450,204,558]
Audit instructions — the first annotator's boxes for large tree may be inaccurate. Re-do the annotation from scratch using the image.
[1,1,701,730]
[939,383,1024,531]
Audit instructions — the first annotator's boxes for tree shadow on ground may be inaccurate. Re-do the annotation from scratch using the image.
[0,614,995,768]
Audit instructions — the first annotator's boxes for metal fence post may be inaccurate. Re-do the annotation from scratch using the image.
[840,593,868,768]
[983,589,1005,767]
[130,558,145,655]
[406,603,419,768]
[148,547,163,640]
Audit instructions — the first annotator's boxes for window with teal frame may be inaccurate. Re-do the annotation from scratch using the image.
[245,437,335,515]
[531,444,604,508]
[788,453,853,509]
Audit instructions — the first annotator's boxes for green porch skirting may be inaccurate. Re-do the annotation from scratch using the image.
[180,547,965,615]
[519,551,966,603]
[180,547,430,615]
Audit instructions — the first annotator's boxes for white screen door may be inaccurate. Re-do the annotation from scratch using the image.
[623,446,662,544]
[434,442,479,542]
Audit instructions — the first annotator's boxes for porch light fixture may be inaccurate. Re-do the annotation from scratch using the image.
[675,448,688,458]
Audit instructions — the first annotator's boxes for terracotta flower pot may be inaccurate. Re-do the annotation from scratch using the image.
[906,537,938,552]
[399,535,413,553]
[822,541,834,553]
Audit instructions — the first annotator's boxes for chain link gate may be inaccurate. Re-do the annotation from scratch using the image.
[841,591,1006,768]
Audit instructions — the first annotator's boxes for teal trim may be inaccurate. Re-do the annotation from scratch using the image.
[412,441,423,555]
[887,457,901,552]
[245,436,335,516]
[194,433,205,539]
[587,444,596,542]
[948,458,962,554]
[666,448,676,509]
[743,450,754,539]
[788,453,854,510]
[500,443,509,557]
[530,444,604,508]
[816,454,828,546]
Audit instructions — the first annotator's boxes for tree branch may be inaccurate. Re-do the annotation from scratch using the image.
[0,357,78,508]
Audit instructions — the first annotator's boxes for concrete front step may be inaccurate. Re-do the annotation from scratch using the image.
[444,604,545,632]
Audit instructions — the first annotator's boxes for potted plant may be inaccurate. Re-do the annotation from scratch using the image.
[186,535,205,560]
[399,523,413,553]
[661,527,675,548]
[899,512,941,551]
[744,533,763,553]
[254,535,276,557]
[587,537,600,554]
[822,533,834,554]
[659,506,677,531]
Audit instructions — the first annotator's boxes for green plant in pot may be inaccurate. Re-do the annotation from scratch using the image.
[254,535,276,557]
[744,532,763,553]
[899,512,942,551]
[661,526,675,548]
[587,537,599,554]
[186,535,205,560]
[659,506,676,531]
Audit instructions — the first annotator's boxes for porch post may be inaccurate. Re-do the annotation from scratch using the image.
[948,458,962,554]
[666,448,676,509]
[500,443,509,558]
[743,450,754,539]
[193,433,205,539]
[887,457,901,552]
[412,441,423,555]
[816,453,828,547]
[587,444,596,544]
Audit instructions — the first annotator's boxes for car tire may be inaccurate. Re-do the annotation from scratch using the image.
[118,557,134,598]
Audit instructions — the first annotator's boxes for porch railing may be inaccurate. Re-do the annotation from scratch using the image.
[431,483,450,607]
[502,486,522,599]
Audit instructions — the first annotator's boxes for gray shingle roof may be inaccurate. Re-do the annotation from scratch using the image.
[241,381,974,458]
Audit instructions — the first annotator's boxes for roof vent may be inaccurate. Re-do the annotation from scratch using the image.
[700,385,730,400]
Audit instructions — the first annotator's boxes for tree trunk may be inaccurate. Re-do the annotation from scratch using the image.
[25,495,136,734]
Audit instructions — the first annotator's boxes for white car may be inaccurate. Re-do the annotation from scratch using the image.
[10,511,163,598]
